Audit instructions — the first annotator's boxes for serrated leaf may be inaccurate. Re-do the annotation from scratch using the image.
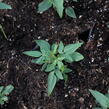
[0,2,12,9]
[31,56,45,65]
[38,0,52,13]
[71,52,84,62]
[45,64,55,72]
[2,85,14,95]
[64,42,83,54]
[58,41,64,53]
[35,40,50,54]
[89,89,109,108]
[47,71,57,96]
[53,0,64,18]
[55,69,63,80]
[65,7,77,18]
[23,51,42,57]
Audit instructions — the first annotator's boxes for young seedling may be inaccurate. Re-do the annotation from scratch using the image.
[0,85,14,105]
[23,40,84,96]
[89,89,109,109]
[0,2,12,9]
[37,0,77,18]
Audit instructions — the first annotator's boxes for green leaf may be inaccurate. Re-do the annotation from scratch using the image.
[55,69,63,80]
[72,0,78,2]
[64,42,83,54]
[2,85,14,95]
[65,7,77,18]
[38,0,52,13]
[41,63,47,71]
[108,89,109,94]
[57,56,65,61]
[0,2,12,9]
[89,89,109,108]
[53,0,64,18]
[71,52,84,62]
[23,51,42,57]
[1,96,8,102]
[31,56,45,64]
[0,96,8,105]
[92,107,102,109]
[35,40,50,54]
[63,73,68,83]
[0,100,5,105]
[57,61,64,71]
[45,64,55,72]
[63,54,73,63]
[64,68,72,73]
[47,71,57,96]
[0,86,4,93]
[58,41,64,53]
[51,43,58,54]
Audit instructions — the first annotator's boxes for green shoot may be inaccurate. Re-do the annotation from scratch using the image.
[0,85,14,105]
[37,0,77,18]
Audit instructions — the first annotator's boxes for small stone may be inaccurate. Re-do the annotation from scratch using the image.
[65,94,68,97]
[78,97,84,104]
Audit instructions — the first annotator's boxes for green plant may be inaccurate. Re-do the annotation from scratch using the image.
[89,89,109,109]
[23,40,84,95]
[0,2,12,9]
[38,0,77,18]
[0,85,14,105]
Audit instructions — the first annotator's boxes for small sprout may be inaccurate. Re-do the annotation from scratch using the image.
[65,7,77,18]
[0,85,14,105]
[37,0,77,18]
[23,40,84,96]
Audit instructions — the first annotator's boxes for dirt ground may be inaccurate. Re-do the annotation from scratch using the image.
[0,0,109,109]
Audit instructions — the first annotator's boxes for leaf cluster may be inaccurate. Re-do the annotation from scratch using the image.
[0,85,14,105]
[38,0,77,18]
[89,89,109,109]
[23,40,84,95]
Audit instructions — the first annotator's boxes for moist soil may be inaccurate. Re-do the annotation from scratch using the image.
[0,0,109,109]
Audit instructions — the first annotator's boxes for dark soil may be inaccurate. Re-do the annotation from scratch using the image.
[0,0,109,109]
